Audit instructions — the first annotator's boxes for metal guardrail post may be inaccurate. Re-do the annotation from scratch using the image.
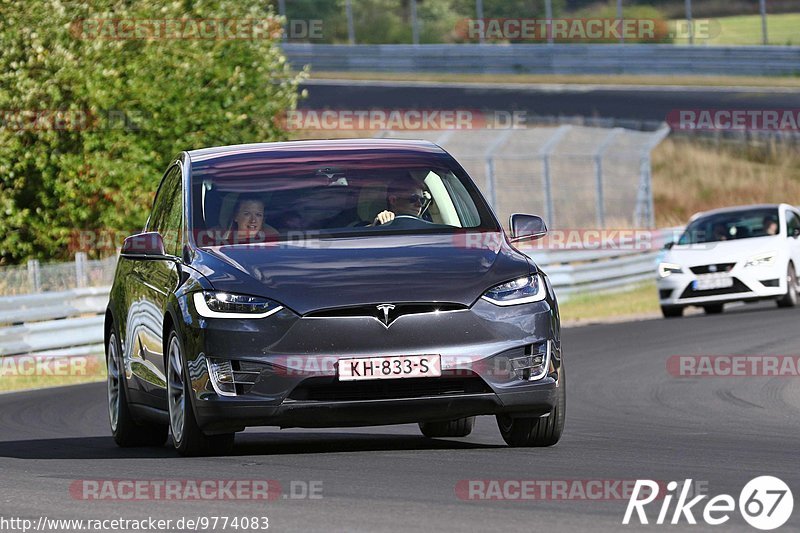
[27,259,41,293]
[75,252,88,288]
[346,0,356,45]
[593,128,623,229]
[538,125,572,228]
[410,0,419,45]
[484,129,514,210]
[635,125,671,228]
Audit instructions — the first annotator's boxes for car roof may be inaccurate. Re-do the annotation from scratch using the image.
[690,203,790,221]
[186,138,446,162]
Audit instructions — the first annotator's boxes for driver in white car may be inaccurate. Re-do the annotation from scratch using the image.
[372,177,426,225]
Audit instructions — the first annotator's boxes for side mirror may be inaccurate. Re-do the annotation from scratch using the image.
[792,228,800,238]
[509,214,547,243]
[121,232,174,260]
[664,241,675,250]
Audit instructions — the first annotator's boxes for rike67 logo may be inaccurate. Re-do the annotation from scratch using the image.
[623,477,793,530]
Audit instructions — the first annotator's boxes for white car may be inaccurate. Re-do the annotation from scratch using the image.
[658,203,800,318]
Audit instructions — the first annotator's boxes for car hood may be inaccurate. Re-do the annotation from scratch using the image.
[666,235,782,267]
[191,233,533,315]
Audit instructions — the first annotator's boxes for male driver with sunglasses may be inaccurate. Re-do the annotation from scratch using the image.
[372,176,427,226]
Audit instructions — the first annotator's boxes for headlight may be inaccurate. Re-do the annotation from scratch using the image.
[193,291,283,318]
[658,262,683,278]
[744,252,777,268]
[482,274,546,306]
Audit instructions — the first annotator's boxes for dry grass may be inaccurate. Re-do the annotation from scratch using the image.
[652,138,800,227]
[559,281,660,323]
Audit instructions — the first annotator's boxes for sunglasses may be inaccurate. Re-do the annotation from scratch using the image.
[406,194,426,205]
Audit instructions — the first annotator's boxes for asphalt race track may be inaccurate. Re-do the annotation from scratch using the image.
[1,302,798,532]
[301,79,800,124]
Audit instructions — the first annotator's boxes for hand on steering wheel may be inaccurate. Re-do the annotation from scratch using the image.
[373,210,396,225]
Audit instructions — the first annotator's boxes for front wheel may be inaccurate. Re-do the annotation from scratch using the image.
[166,331,234,456]
[703,304,724,315]
[777,264,798,308]
[496,365,565,447]
[107,329,167,447]
[661,305,684,318]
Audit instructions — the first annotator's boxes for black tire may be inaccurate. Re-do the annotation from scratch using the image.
[419,416,475,438]
[496,364,566,447]
[166,330,234,457]
[703,304,724,315]
[106,328,168,447]
[777,264,798,308]
[661,305,684,318]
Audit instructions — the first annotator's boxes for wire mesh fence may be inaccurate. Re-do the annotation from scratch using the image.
[379,123,669,230]
[0,255,117,296]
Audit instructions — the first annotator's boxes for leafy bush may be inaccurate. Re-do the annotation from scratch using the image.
[0,0,306,263]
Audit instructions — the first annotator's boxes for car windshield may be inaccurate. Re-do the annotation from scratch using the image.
[189,147,499,246]
[678,207,780,244]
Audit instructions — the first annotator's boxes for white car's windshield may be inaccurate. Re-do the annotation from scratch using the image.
[678,207,780,244]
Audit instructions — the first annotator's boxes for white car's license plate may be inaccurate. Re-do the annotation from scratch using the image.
[693,275,734,291]
[338,354,442,381]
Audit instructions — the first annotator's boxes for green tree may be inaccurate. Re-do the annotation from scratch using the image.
[0,0,306,263]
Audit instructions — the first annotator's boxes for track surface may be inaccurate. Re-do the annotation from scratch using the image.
[301,79,800,123]
[1,302,799,532]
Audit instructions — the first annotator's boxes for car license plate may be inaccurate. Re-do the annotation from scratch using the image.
[338,354,442,381]
[693,275,734,291]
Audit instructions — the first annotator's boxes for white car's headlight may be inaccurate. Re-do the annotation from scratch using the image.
[482,274,546,306]
[658,262,683,278]
[193,291,283,318]
[744,252,777,268]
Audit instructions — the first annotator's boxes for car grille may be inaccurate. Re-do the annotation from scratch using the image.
[679,277,751,299]
[689,263,736,275]
[286,372,492,402]
[304,303,467,325]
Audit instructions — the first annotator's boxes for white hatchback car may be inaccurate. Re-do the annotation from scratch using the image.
[658,204,800,317]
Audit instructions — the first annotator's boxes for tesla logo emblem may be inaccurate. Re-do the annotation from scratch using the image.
[376,304,396,326]
[709,265,718,272]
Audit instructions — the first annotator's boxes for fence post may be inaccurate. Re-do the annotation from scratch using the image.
[538,125,572,228]
[684,0,693,45]
[27,259,41,293]
[346,0,356,45]
[410,0,419,45]
[484,129,514,211]
[593,128,623,229]
[759,0,768,45]
[75,252,88,288]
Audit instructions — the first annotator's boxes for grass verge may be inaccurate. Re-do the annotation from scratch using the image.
[0,354,106,393]
[559,281,660,324]
[672,13,800,46]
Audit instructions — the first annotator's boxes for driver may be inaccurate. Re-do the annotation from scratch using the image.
[372,177,426,226]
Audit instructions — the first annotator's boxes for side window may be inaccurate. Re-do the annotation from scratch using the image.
[787,211,800,237]
[148,165,183,255]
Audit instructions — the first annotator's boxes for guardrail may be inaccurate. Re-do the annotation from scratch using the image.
[0,236,676,357]
[284,43,800,76]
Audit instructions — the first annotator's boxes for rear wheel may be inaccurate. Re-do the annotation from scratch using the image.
[107,329,167,447]
[167,331,234,456]
[661,305,684,318]
[496,365,566,447]
[419,416,475,438]
[703,304,724,315]
[777,264,798,308]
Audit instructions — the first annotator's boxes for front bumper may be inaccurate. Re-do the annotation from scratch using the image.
[657,262,786,307]
[179,296,562,433]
